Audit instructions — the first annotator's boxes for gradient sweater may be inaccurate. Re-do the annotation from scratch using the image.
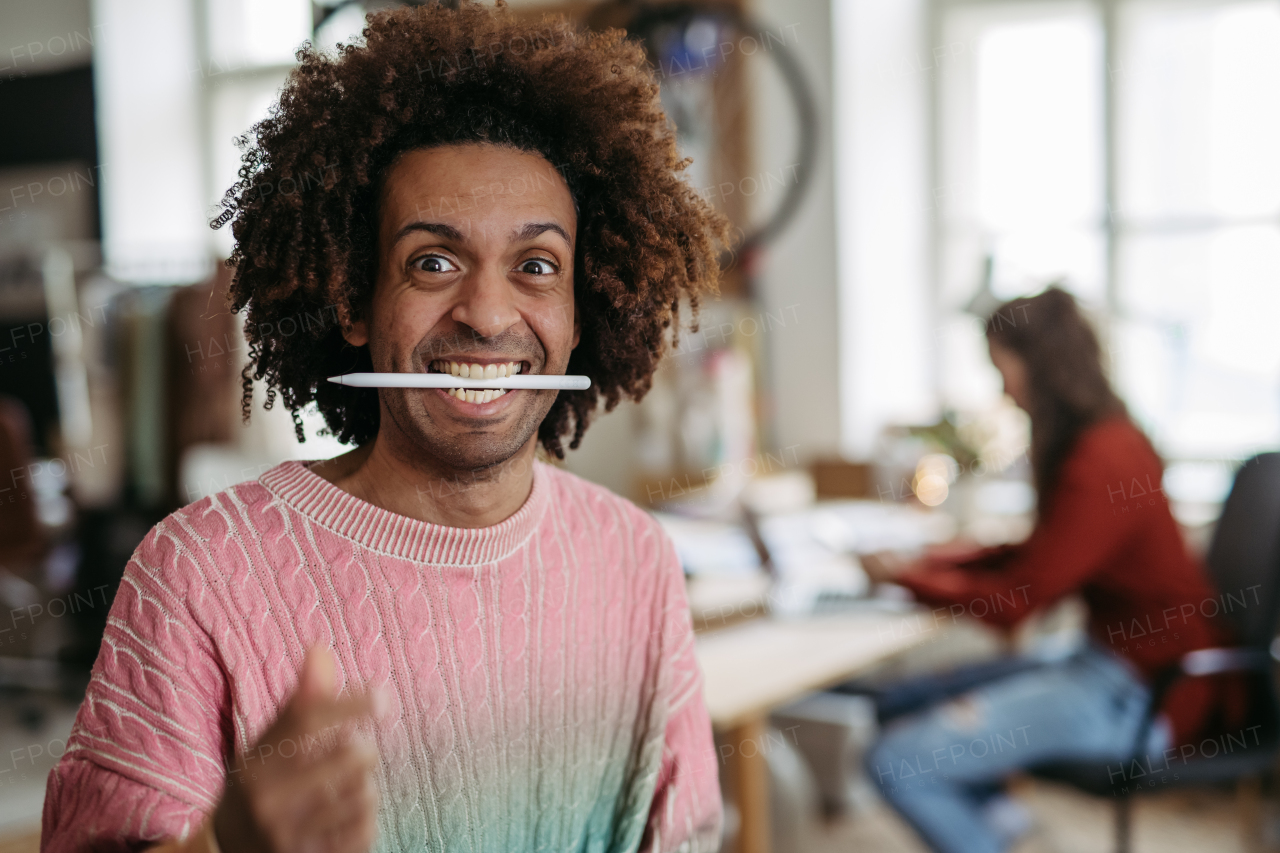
[41,461,721,853]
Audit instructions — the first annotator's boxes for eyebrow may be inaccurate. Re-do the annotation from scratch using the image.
[391,220,573,249]
[392,221,467,244]
[514,222,572,247]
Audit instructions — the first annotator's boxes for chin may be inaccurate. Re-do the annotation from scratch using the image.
[385,384,556,475]
[409,426,536,476]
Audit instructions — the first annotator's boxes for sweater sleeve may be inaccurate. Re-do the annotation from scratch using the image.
[42,523,231,852]
[897,434,1141,628]
[642,538,722,853]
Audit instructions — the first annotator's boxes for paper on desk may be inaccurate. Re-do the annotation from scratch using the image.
[799,500,958,554]
[652,512,763,577]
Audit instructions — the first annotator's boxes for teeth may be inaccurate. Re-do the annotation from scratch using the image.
[431,360,523,403]
[433,360,522,379]
[443,386,508,403]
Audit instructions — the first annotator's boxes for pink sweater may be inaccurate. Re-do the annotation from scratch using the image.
[42,461,721,852]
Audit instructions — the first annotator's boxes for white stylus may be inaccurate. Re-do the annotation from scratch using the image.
[327,372,591,391]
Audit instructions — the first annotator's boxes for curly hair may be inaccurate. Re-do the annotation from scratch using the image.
[216,1,729,458]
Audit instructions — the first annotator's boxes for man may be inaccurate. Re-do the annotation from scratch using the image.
[42,4,729,852]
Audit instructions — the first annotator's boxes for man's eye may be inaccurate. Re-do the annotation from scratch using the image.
[519,259,556,275]
[411,255,458,273]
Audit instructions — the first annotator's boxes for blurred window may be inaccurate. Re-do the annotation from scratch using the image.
[936,0,1280,468]
[201,0,313,257]
[200,1,362,258]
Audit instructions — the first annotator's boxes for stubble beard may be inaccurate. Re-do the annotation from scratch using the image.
[377,327,558,480]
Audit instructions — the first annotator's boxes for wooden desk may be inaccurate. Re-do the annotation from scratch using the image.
[695,610,938,853]
[686,574,772,633]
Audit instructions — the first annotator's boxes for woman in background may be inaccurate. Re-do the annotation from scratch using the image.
[862,287,1240,853]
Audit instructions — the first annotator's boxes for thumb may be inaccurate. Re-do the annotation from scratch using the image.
[294,646,338,707]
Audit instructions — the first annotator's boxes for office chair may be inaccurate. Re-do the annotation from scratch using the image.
[1031,452,1280,853]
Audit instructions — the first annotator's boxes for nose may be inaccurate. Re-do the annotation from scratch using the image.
[450,266,522,339]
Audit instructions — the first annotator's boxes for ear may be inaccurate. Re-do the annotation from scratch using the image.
[570,298,581,351]
[340,304,369,347]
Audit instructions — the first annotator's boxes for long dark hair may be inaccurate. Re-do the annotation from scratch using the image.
[985,287,1129,510]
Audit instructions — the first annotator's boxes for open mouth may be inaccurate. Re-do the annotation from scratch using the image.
[428,359,526,403]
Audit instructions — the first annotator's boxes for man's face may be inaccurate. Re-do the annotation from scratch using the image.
[346,143,579,472]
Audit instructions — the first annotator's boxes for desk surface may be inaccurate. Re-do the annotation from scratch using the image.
[695,610,937,729]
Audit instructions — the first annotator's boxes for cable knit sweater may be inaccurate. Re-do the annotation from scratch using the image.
[41,460,721,853]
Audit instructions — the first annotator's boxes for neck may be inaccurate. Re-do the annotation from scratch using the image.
[311,432,538,529]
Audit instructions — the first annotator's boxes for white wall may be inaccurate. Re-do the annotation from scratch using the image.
[833,0,937,458]
[750,0,842,459]
[567,0,846,493]
[734,0,939,463]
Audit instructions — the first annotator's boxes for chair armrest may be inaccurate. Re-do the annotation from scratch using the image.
[1179,647,1271,676]
[1127,646,1271,763]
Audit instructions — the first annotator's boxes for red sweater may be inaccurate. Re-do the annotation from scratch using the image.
[898,417,1239,744]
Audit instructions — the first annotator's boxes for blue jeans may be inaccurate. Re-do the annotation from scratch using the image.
[864,645,1166,853]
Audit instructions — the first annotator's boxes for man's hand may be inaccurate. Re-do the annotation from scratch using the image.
[212,647,384,853]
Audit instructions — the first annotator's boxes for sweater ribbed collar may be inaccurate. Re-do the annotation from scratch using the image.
[258,459,550,566]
